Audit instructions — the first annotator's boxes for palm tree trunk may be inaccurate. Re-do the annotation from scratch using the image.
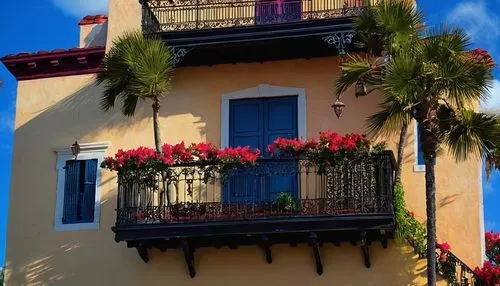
[152,97,162,153]
[425,158,437,286]
[395,123,408,183]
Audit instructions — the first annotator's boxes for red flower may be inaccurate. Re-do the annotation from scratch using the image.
[439,252,447,262]
[474,261,500,285]
[135,210,145,221]
[409,211,415,218]
[468,48,496,69]
[436,242,451,253]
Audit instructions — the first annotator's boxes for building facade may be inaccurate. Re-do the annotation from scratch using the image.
[2,0,484,285]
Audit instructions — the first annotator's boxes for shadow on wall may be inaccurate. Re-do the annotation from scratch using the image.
[16,82,208,149]
[6,80,210,285]
[5,241,447,285]
[84,25,108,48]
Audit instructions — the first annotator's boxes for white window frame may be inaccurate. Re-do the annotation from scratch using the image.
[54,142,110,231]
[221,83,307,148]
[413,120,425,172]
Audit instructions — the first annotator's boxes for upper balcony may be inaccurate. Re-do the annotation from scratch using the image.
[139,0,374,65]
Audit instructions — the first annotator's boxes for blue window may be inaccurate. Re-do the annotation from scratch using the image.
[62,159,98,224]
[416,124,425,166]
[416,123,435,166]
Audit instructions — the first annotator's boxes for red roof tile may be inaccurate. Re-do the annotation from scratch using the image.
[79,14,108,26]
[1,46,106,81]
[0,46,105,61]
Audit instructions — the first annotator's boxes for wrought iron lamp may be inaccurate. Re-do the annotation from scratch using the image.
[331,98,345,118]
[71,140,81,160]
[355,80,367,98]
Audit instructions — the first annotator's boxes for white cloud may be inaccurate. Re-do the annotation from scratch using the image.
[481,79,500,112]
[52,0,109,19]
[448,2,500,112]
[447,1,500,54]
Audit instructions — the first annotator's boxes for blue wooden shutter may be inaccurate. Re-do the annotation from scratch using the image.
[63,160,80,224]
[81,159,97,223]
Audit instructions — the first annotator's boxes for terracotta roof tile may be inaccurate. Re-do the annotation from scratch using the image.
[1,46,105,60]
[79,14,108,25]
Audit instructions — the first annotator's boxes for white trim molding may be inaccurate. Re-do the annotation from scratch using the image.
[54,141,110,231]
[413,120,425,172]
[479,163,486,260]
[221,84,306,148]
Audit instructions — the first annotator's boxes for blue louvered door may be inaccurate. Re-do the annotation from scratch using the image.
[227,96,298,202]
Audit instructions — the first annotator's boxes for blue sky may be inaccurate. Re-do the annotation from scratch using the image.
[0,0,499,267]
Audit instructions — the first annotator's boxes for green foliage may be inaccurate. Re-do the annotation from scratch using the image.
[95,30,175,116]
[393,182,427,256]
[272,192,299,213]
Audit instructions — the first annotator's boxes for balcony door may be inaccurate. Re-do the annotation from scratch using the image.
[255,0,302,24]
[226,96,298,202]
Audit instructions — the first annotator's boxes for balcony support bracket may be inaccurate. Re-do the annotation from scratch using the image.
[360,231,371,268]
[136,241,150,263]
[322,31,355,57]
[181,239,196,278]
[380,230,388,248]
[309,232,323,275]
[260,235,273,264]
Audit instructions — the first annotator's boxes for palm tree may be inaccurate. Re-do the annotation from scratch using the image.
[95,30,175,152]
[337,11,500,286]
[338,0,423,182]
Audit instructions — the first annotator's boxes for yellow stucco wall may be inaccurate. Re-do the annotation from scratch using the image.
[5,0,482,284]
[5,57,482,285]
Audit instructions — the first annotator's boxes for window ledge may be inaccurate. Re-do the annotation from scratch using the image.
[55,222,100,232]
[413,165,425,172]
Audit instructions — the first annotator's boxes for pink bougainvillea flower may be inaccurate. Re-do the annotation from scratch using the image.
[436,242,451,253]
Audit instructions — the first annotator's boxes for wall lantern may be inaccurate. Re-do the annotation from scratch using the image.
[331,98,345,118]
[355,80,367,98]
[71,141,81,160]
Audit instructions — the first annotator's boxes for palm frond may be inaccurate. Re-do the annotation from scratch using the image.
[420,28,493,107]
[421,26,471,64]
[382,51,423,103]
[367,91,414,136]
[335,55,375,96]
[441,107,500,161]
[354,0,423,55]
[435,56,493,107]
[94,30,175,116]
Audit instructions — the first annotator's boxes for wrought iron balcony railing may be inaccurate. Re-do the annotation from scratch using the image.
[114,151,395,227]
[141,0,371,33]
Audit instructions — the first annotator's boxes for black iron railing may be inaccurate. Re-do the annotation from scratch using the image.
[407,237,484,285]
[141,0,372,32]
[115,151,395,226]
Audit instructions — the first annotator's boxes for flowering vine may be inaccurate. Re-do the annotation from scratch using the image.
[102,142,258,171]
[468,48,496,69]
[474,232,500,285]
[268,132,385,173]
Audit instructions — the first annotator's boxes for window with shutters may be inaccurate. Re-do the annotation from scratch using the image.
[62,159,97,224]
[54,142,109,231]
[414,122,435,172]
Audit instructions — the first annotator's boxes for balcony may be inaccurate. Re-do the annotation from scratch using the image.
[140,0,373,65]
[112,151,396,276]
[142,0,368,32]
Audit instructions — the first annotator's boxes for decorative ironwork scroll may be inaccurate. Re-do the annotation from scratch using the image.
[172,48,188,65]
[322,31,355,57]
